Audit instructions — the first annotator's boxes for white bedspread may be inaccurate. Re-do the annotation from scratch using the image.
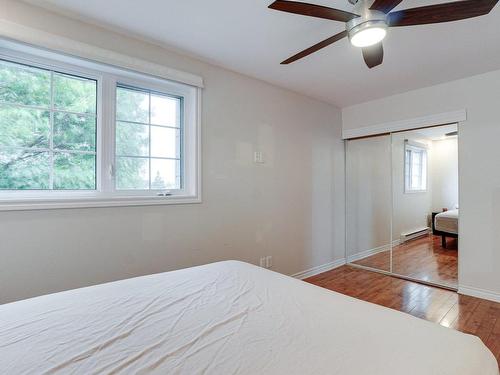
[435,209,459,234]
[0,261,497,375]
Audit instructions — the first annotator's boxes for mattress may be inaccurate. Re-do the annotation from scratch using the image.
[0,261,496,375]
[435,209,459,234]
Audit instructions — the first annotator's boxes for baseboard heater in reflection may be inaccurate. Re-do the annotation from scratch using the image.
[400,227,430,244]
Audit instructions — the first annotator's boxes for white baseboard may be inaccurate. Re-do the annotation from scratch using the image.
[347,243,390,263]
[400,227,429,243]
[291,258,346,280]
[346,240,401,263]
[458,285,500,303]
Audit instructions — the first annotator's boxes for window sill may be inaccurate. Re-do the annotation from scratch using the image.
[0,194,202,211]
[404,190,428,195]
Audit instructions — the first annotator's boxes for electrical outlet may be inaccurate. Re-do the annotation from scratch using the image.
[259,256,272,268]
[266,255,273,268]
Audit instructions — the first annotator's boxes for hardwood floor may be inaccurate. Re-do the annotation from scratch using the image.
[353,234,458,287]
[306,266,500,365]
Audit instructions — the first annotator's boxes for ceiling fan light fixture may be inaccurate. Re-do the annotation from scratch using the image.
[269,0,498,67]
[349,21,387,48]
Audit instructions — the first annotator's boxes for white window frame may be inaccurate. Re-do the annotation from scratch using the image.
[0,41,201,211]
[404,141,428,194]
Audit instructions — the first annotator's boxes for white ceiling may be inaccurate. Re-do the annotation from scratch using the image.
[414,124,458,141]
[25,0,500,107]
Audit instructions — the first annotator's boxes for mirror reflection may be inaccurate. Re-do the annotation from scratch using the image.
[346,124,459,289]
[346,135,392,273]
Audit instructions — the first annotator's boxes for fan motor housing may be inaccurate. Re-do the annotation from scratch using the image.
[346,9,387,39]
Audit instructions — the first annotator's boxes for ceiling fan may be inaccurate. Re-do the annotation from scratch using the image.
[269,0,499,68]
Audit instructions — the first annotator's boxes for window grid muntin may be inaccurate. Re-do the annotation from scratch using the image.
[2,146,96,155]
[116,119,180,130]
[148,89,151,189]
[49,70,54,189]
[115,84,182,191]
[116,84,181,127]
[0,59,98,191]
[0,41,199,205]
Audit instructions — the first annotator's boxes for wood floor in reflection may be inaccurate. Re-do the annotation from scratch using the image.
[306,266,500,365]
[353,235,458,286]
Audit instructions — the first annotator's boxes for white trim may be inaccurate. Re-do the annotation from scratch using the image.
[291,258,346,280]
[342,109,467,139]
[404,142,428,193]
[0,40,202,210]
[458,285,500,303]
[346,243,395,263]
[0,21,204,88]
[0,195,202,212]
[195,88,202,202]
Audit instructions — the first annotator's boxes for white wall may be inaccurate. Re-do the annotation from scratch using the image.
[431,138,459,212]
[0,0,345,304]
[343,69,500,301]
[391,132,432,241]
[346,132,434,253]
[346,135,392,260]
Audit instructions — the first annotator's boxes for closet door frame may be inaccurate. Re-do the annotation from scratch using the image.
[344,110,465,291]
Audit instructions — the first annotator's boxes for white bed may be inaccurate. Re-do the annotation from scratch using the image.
[435,209,459,234]
[0,261,497,375]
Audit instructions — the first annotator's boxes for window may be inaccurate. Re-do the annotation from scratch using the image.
[0,42,200,210]
[0,60,97,191]
[115,85,181,191]
[404,141,427,192]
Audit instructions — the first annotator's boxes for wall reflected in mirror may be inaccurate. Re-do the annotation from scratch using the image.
[346,135,392,273]
[346,124,459,289]
[391,125,458,288]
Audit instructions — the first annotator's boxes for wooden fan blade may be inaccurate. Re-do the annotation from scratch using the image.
[362,43,384,69]
[281,31,348,64]
[269,1,359,22]
[370,0,404,14]
[388,0,499,27]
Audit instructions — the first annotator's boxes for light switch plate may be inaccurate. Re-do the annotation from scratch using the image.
[254,151,264,164]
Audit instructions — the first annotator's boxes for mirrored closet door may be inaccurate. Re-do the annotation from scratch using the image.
[391,125,458,288]
[346,125,459,289]
[346,135,392,273]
